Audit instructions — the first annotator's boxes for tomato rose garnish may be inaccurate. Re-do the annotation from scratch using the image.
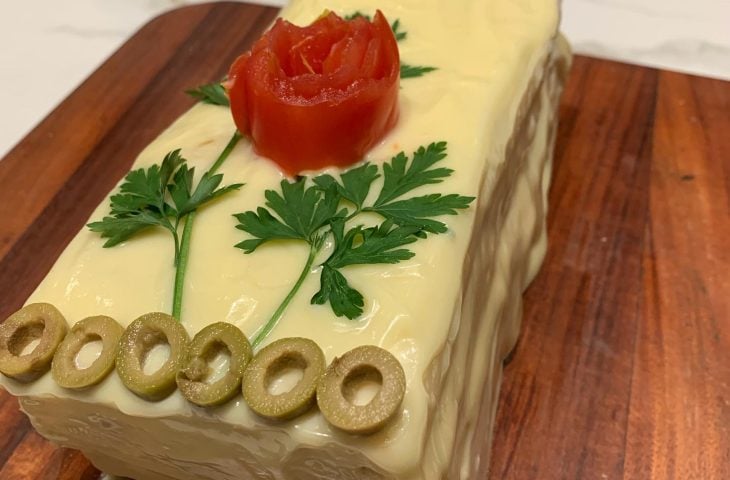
[226,11,400,175]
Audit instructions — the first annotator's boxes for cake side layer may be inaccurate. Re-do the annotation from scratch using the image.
[461,37,571,479]
[19,396,395,480]
[421,37,571,479]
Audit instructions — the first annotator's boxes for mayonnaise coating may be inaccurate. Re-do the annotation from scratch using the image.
[0,0,570,478]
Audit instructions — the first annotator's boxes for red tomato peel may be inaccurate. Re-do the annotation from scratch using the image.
[226,11,400,175]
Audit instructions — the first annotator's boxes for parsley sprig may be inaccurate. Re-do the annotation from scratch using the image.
[235,142,474,346]
[88,132,243,321]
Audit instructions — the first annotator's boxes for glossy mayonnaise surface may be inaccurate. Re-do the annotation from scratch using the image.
[0,0,569,478]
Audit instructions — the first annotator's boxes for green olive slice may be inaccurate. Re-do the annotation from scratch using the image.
[242,337,325,421]
[176,322,252,407]
[116,312,190,401]
[317,345,406,435]
[51,315,123,389]
[0,303,68,382]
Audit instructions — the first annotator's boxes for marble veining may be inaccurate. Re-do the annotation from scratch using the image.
[578,0,723,21]
[46,25,131,38]
[0,0,728,161]
[563,0,730,81]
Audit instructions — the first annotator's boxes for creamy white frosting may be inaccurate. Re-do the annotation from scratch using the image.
[0,0,569,478]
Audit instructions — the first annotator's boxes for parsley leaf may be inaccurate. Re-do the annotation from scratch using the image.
[186,82,229,106]
[325,218,418,269]
[365,142,474,233]
[89,150,185,246]
[344,11,370,21]
[374,142,451,205]
[312,219,419,318]
[177,169,241,217]
[234,207,302,254]
[265,179,338,239]
[88,211,172,248]
[400,64,437,79]
[235,141,474,342]
[312,265,365,320]
[390,18,407,41]
[89,138,243,321]
[234,179,342,253]
[370,193,476,234]
[313,162,380,210]
[89,150,242,250]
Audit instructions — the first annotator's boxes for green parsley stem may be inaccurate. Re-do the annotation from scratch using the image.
[172,211,195,320]
[209,131,242,175]
[171,130,241,322]
[344,209,362,222]
[172,229,181,267]
[251,243,318,349]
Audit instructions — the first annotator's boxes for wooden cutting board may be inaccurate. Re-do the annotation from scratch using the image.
[0,2,727,479]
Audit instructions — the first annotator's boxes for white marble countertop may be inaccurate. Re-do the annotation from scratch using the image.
[1,0,729,160]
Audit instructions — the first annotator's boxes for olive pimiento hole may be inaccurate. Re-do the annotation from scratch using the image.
[142,341,171,376]
[265,353,306,396]
[74,335,103,370]
[9,321,45,356]
[342,365,383,406]
[203,340,232,385]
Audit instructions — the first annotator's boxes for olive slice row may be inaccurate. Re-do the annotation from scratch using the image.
[241,341,406,435]
[1,305,407,434]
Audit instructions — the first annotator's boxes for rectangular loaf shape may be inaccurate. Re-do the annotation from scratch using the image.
[0,0,570,478]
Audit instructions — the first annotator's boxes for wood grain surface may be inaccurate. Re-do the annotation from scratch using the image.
[0,2,728,479]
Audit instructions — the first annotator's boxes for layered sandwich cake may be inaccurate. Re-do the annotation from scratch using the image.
[0,0,571,478]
